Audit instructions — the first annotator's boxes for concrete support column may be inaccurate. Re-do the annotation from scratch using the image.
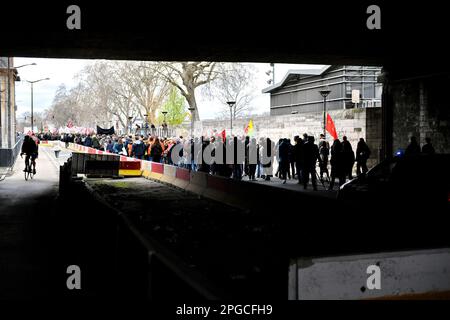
[419,81,430,145]
[380,69,393,160]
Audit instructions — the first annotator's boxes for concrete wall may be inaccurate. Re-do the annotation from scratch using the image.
[195,108,382,165]
[391,75,450,153]
[290,248,450,300]
[0,58,17,150]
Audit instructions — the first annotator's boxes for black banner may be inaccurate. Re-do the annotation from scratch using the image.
[96,126,115,135]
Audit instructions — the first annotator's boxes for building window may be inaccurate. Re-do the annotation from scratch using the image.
[345,83,352,97]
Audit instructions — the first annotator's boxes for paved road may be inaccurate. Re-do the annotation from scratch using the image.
[250,175,338,199]
[0,146,60,299]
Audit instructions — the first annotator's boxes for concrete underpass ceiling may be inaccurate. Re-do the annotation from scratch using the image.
[1,2,449,73]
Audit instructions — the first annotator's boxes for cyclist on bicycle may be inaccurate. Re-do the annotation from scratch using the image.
[20,133,39,174]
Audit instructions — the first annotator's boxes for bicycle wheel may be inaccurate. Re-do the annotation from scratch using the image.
[24,167,30,181]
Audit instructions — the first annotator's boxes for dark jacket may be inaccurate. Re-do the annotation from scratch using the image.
[278,140,290,164]
[422,143,435,155]
[294,141,304,166]
[356,141,371,161]
[303,142,320,168]
[132,141,146,157]
[21,136,38,154]
[84,136,93,147]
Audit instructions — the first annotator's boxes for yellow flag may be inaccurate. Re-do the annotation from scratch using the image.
[245,119,254,136]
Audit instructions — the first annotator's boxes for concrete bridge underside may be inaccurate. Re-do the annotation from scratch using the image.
[1,2,449,155]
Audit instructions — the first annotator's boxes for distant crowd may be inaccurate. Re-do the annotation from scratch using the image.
[54,132,377,191]
[26,131,436,191]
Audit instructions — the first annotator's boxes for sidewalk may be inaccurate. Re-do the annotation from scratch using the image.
[0,145,60,299]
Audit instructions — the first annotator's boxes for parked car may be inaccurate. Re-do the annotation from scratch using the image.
[337,154,450,209]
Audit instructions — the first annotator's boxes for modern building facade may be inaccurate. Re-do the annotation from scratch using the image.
[263,65,382,116]
[0,57,20,167]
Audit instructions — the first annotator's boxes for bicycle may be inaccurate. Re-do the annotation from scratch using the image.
[21,153,36,181]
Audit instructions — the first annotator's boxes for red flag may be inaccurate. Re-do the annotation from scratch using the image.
[221,129,226,142]
[326,113,338,140]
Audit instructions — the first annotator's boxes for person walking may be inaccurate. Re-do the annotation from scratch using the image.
[341,136,355,181]
[131,136,145,159]
[84,134,93,147]
[318,134,330,181]
[421,137,435,155]
[356,138,371,175]
[287,139,295,179]
[150,137,163,163]
[261,138,274,181]
[293,136,304,184]
[247,138,258,181]
[405,136,421,156]
[302,136,320,191]
[278,138,290,184]
[328,139,345,190]
[92,135,101,149]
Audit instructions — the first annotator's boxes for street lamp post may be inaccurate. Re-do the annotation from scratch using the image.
[27,77,50,132]
[227,101,236,136]
[319,87,331,138]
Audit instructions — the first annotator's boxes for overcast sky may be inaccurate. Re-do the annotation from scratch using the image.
[14,57,326,120]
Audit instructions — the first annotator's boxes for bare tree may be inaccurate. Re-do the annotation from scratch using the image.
[153,62,221,121]
[205,63,256,120]
[120,61,170,124]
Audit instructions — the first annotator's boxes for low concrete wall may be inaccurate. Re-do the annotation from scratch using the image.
[0,136,23,167]
[186,171,208,196]
[161,164,176,184]
[289,248,450,300]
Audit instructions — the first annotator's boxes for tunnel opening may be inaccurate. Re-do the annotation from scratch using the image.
[1,1,449,302]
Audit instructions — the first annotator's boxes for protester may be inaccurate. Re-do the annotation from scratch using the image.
[84,134,93,147]
[278,138,290,184]
[247,138,258,181]
[261,138,274,181]
[150,137,163,163]
[328,139,345,190]
[405,136,421,156]
[293,136,303,184]
[47,125,381,193]
[302,136,320,191]
[318,134,330,181]
[132,136,146,159]
[356,138,371,175]
[287,139,295,180]
[421,137,435,155]
[341,136,355,181]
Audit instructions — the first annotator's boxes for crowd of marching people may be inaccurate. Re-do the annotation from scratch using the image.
[57,131,376,191]
[20,126,438,193]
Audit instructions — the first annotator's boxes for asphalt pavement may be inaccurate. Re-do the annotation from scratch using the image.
[0,145,60,299]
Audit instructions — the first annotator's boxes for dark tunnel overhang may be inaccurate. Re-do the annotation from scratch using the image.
[0,2,448,73]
